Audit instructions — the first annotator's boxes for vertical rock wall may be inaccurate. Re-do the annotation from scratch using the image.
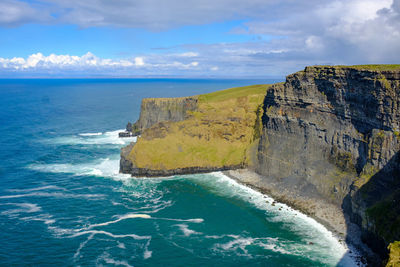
[253,66,400,259]
[132,97,198,134]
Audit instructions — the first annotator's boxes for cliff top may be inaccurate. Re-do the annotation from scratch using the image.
[141,96,197,103]
[198,84,271,103]
[126,83,269,171]
[306,64,400,72]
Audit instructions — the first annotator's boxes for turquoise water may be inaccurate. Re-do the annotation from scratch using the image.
[0,79,357,266]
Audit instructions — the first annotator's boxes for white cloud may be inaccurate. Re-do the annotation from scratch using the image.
[0,52,135,69]
[134,57,145,66]
[0,52,204,76]
[178,52,199,57]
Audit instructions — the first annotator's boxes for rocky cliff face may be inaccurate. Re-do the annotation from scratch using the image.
[252,66,400,259]
[121,96,198,173]
[131,96,198,134]
[120,84,267,177]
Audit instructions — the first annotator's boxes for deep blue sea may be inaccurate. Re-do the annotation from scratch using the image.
[0,79,358,266]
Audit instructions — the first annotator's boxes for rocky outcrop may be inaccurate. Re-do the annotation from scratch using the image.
[123,164,243,177]
[131,97,198,135]
[120,84,266,177]
[120,142,135,173]
[251,66,400,261]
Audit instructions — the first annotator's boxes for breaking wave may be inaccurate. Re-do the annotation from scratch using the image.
[48,129,137,146]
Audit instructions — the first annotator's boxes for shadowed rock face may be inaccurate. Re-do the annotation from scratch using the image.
[131,97,198,134]
[252,66,400,260]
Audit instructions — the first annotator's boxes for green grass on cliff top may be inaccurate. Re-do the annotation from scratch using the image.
[130,84,269,170]
[386,241,400,267]
[198,84,269,103]
[313,64,400,71]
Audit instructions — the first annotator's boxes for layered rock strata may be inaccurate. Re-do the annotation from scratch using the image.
[131,97,198,135]
[252,66,400,261]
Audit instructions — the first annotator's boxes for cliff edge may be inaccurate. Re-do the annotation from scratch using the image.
[120,84,267,176]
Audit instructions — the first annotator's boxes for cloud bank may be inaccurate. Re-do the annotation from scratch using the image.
[0,52,203,77]
[0,0,399,77]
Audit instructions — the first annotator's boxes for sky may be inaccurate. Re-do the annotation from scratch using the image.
[0,0,399,78]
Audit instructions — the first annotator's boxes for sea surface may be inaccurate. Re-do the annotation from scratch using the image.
[0,79,357,266]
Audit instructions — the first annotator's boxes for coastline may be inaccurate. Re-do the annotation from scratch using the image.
[222,169,347,237]
[222,168,376,264]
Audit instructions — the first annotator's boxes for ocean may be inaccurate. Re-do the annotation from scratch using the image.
[0,79,357,266]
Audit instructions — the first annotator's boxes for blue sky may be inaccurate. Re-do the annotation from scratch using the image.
[0,0,399,77]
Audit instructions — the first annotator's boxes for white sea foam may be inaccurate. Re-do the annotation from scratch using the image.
[7,185,66,192]
[0,203,42,215]
[155,217,204,223]
[28,157,132,181]
[117,242,126,249]
[73,233,94,260]
[32,129,138,180]
[143,250,152,259]
[211,234,292,257]
[70,229,151,241]
[0,192,104,200]
[83,213,151,230]
[79,132,102,136]
[174,224,202,237]
[143,239,153,259]
[200,172,359,266]
[98,252,133,267]
[20,213,56,225]
[51,129,137,146]
[214,236,253,255]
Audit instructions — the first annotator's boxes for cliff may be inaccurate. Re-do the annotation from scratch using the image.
[130,97,198,135]
[120,84,267,176]
[252,65,400,262]
[120,64,400,263]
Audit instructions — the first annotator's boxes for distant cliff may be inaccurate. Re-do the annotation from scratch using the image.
[131,97,198,135]
[120,65,400,263]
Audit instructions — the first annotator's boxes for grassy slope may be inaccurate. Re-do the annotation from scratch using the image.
[128,84,268,170]
[386,241,400,267]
